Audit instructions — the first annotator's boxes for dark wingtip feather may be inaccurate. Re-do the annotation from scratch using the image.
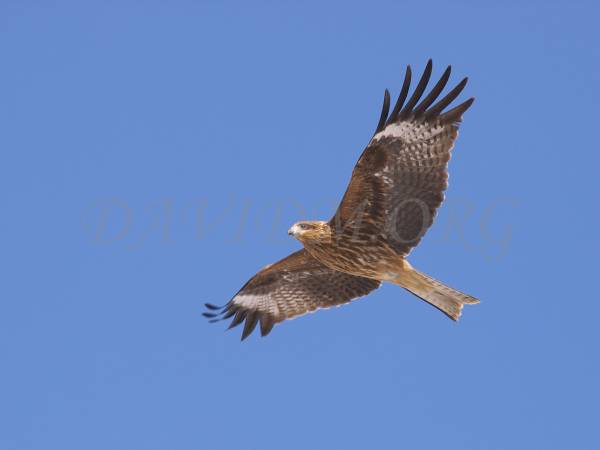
[204,303,223,310]
[387,65,412,125]
[204,302,230,322]
[439,97,475,124]
[425,76,469,119]
[413,65,451,116]
[204,296,275,340]
[374,89,391,135]
[241,312,259,341]
[228,310,247,329]
[222,309,236,319]
[260,316,275,337]
[374,61,472,129]
[398,59,433,120]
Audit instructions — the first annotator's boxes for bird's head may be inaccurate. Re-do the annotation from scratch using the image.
[288,221,332,244]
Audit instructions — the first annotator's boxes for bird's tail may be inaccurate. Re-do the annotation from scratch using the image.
[393,262,479,321]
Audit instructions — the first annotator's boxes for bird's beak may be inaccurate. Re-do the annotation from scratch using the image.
[288,227,294,236]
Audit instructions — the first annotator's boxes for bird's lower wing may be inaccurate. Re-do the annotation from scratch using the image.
[203,249,381,340]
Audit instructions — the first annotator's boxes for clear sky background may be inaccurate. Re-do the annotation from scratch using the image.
[2,1,599,449]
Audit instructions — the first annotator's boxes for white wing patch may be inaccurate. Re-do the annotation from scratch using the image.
[372,121,445,144]
[234,293,262,308]
[234,293,281,318]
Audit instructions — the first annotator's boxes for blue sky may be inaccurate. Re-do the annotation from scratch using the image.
[2,1,599,449]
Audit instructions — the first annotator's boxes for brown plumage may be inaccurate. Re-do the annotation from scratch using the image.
[205,60,479,340]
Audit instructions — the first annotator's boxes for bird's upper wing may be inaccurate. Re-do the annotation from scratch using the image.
[330,60,474,256]
[203,249,381,340]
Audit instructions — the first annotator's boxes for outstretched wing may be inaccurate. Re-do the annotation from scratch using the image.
[203,249,381,340]
[331,60,474,256]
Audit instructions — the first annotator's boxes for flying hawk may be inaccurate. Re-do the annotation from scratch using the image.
[204,60,479,340]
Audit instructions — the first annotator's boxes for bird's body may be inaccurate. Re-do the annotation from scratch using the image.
[289,221,403,280]
[204,60,480,340]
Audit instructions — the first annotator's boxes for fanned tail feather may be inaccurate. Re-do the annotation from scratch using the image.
[394,263,479,320]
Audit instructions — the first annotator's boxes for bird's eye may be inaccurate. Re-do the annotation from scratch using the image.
[299,223,309,230]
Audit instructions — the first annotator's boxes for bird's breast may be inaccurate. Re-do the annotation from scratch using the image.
[303,240,399,280]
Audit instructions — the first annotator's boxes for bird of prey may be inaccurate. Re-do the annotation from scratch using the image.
[204,60,479,340]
